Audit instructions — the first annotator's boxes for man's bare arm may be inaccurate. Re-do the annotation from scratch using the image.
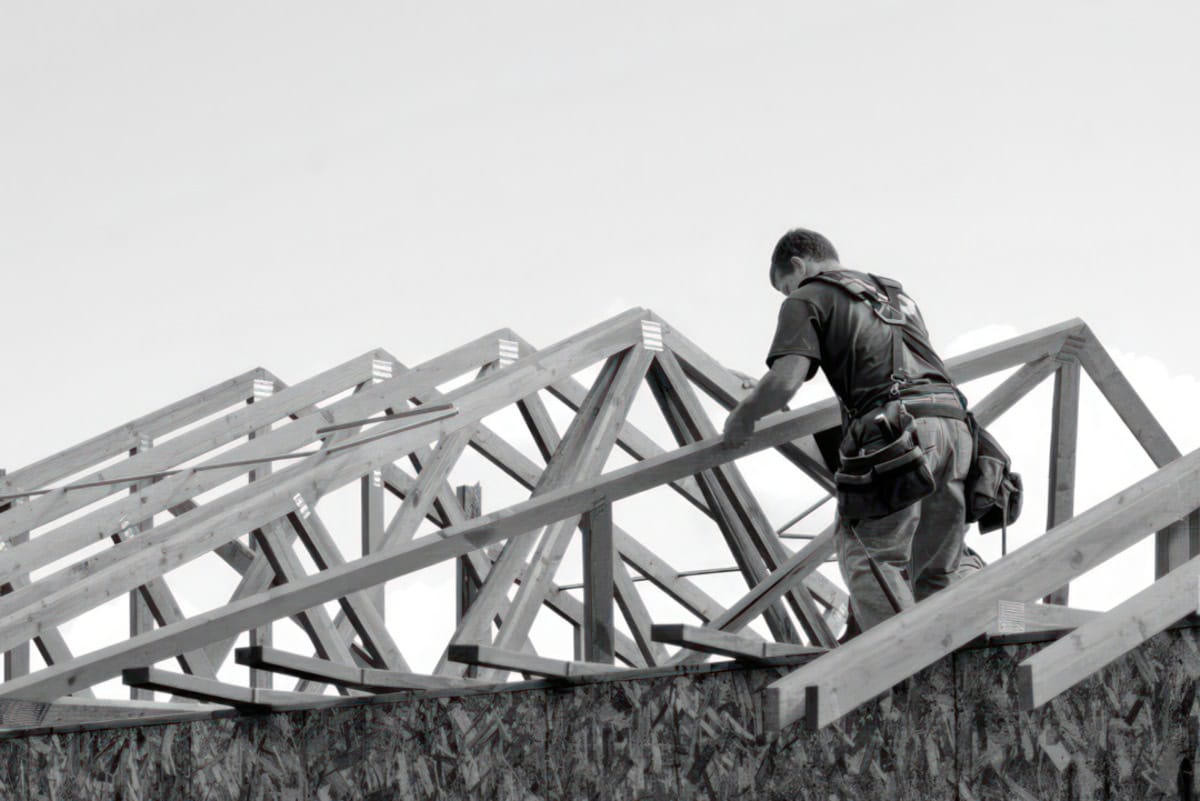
[722,354,812,447]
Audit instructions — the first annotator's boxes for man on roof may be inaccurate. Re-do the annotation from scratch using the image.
[722,228,974,632]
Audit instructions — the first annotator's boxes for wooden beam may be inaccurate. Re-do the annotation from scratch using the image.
[764,445,1200,732]
[482,346,656,677]
[447,644,624,679]
[652,624,825,662]
[122,667,317,710]
[248,388,273,690]
[581,500,615,664]
[1,471,30,683]
[1076,329,1194,577]
[969,355,1061,427]
[654,349,838,647]
[987,600,1100,636]
[646,355,801,644]
[0,311,645,662]
[0,369,262,500]
[0,366,851,701]
[235,646,485,692]
[0,355,374,544]
[360,470,385,619]
[286,507,407,670]
[673,524,838,665]
[1044,359,1081,604]
[1018,555,1200,710]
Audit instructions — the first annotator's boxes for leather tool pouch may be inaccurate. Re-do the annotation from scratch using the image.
[965,421,1023,533]
[834,400,936,520]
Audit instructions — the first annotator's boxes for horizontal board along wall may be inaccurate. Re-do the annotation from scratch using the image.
[3,628,1200,800]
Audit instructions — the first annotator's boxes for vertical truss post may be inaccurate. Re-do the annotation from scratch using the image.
[0,469,30,682]
[581,499,615,664]
[455,484,483,678]
[248,378,274,689]
[128,437,154,699]
[361,469,385,620]
[1044,359,1080,605]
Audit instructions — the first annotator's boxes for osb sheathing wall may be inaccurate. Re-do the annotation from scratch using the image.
[3,628,1200,801]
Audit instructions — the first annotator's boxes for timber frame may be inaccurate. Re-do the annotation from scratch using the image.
[0,310,1195,735]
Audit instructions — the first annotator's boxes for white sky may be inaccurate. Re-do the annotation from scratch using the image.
[3,2,1199,694]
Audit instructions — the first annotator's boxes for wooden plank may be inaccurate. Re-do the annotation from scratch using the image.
[581,501,615,664]
[612,559,670,666]
[1076,330,1192,576]
[0,472,30,682]
[654,349,837,647]
[455,484,483,625]
[652,623,825,661]
[764,445,1200,732]
[481,346,657,677]
[0,313,643,658]
[0,370,893,701]
[986,600,1100,636]
[0,354,375,543]
[647,355,801,644]
[969,355,1060,427]
[1018,555,1200,709]
[1044,360,1081,604]
[360,470,385,620]
[122,666,317,709]
[235,646,485,692]
[447,644,624,679]
[0,369,262,497]
[286,507,407,670]
[505,331,714,518]
[248,391,273,690]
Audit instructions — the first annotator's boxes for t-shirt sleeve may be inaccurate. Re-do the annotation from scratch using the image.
[766,297,822,374]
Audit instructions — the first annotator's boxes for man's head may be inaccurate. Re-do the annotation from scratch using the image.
[769,228,841,295]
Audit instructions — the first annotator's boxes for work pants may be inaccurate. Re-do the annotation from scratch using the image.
[835,404,974,631]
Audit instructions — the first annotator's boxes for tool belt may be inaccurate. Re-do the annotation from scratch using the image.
[834,397,966,521]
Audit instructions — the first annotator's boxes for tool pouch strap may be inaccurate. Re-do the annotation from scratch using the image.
[834,399,936,520]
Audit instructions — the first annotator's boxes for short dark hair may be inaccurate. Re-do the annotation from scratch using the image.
[770,228,839,284]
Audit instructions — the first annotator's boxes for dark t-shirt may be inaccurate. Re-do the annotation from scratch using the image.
[765,271,951,415]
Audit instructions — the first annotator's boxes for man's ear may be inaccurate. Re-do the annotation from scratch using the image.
[789,256,808,279]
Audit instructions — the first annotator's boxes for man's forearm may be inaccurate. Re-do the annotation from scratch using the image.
[737,370,800,421]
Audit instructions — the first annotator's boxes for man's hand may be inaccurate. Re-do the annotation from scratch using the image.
[723,404,756,449]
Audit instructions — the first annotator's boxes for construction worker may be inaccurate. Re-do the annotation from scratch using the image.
[723,228,975,632]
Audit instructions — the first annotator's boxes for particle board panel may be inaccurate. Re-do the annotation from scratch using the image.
[956,643,1109,801]
[363,690,547,801]
[607,676,681,799]
[189,714,303,801]
[28,723,189,801]
[1106,628,1200,800]
[543,681,611,801]
[0,736,26,800]
[744,663,954,801]
[299,705,365,801]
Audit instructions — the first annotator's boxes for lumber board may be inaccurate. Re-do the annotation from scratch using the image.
[647,356,800,644]
[654,349,836,647]
[0,311,645,660]
[1017,556,1200,709]
[447,644,624,678]
[235,646,485,691]
[986,600,1100,636]
[1044,359,1080,604]
[969,355,1060,427]
[652,623,826,661]
[286,508,406,670]
[504,331,714,518]
[0,378,845,702]
[581,501,615,664]
[0,353,375,542]
[673,524,838,665]
[0,368,263,497]
[764,444,1200,732]
[121,666,316,709]
[613,558,670,665]
[482,346,657,676]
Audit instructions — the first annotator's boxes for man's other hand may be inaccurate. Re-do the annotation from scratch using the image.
[723,406,755,449]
